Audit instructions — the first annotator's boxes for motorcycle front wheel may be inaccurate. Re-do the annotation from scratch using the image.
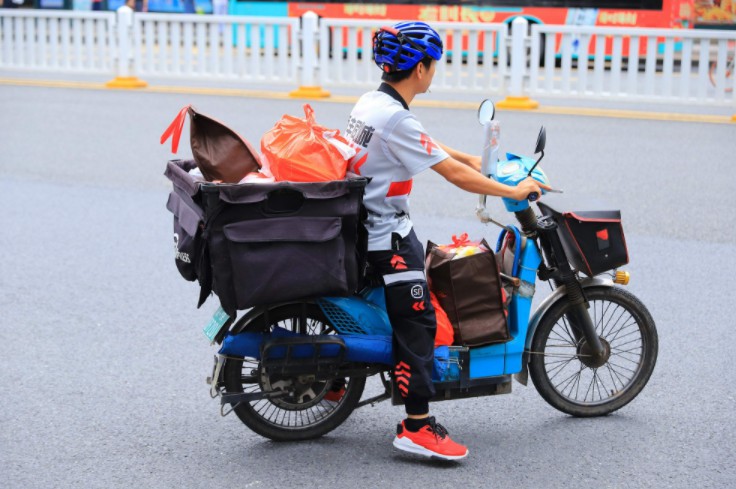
[222,303,366,441]
[529,286,658,417]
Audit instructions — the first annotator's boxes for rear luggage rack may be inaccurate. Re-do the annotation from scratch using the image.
[260,335,347,379]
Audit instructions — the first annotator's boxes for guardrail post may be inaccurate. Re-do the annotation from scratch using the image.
[290,11,330,98]
[106,6,147,89]
[497,17,538,110]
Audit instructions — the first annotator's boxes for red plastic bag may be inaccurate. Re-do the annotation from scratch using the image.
[261,104,352,182]
[432,291,454,347]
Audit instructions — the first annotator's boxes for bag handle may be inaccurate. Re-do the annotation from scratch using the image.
[262,188,306,216]
[495,226,522,277]
[303,104,315,126]
[160,105,192,154]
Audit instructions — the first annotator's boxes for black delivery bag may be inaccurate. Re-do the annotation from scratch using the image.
[165,159,368,316]
[165,159,205,282]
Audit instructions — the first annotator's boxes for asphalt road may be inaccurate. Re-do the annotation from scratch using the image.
[1,84,735,489]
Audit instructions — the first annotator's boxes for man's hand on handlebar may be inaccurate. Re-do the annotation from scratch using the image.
[511,177,552,202]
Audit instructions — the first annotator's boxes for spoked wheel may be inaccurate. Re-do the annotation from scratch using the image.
[529,286,658,417]
[222,304,366,441]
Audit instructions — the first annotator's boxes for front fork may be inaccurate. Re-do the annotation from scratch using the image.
[524,212,606,360]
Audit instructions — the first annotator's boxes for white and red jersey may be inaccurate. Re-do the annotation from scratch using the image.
[344,84,449,251]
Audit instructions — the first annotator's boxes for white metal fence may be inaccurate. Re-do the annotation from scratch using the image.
[529,24,736,103]
[1,8,734,107]
[319,18,508,94]
[132,13,298,82]
[0,9,116,73]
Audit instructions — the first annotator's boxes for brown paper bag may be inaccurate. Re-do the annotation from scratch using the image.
[161,105,261,183]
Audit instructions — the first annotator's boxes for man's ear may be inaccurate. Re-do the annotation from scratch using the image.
[415,62,426,79]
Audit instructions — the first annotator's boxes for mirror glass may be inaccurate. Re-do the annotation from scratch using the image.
[534,126,546,153]
[477,99,495,124]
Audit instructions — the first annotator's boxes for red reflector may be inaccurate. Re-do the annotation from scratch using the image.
[596,229,609,241]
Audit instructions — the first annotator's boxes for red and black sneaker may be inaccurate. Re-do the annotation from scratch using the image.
[393,417,469,460]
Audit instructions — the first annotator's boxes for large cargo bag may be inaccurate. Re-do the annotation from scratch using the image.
[426,239,510,347]
[165,159,368,316]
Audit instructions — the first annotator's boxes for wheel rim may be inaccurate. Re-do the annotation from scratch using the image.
[540,297,647,406]
[229,314,354,430]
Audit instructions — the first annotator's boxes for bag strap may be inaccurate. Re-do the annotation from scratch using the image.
[160,105,192,154]
[196,195,228,310]
[495,226,522,277]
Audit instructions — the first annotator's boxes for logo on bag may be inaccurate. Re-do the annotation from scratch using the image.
[411,285,424,299]
[173,233,191,263]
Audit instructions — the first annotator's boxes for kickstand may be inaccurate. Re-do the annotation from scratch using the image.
[356,372,392,408]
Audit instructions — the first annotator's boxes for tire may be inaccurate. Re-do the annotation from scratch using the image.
[222,303,366,441]
[529,286,658,417]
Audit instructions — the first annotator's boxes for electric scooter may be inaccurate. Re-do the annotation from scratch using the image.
[205,100,658,441]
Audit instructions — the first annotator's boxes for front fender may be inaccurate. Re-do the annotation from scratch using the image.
[524,277,615,351]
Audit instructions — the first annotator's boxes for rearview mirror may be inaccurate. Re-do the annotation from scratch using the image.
[477,99,495,124]
[534,126,546,154]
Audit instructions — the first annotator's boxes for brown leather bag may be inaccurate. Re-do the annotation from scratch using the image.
[426,239,510,347]
[161,105,260,183]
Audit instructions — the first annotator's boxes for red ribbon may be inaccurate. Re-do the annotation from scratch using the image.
[160,105,191,154]
[450,233,470,248]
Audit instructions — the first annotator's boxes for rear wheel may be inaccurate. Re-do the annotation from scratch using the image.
[222,304,366,441]
[529,287,657,417]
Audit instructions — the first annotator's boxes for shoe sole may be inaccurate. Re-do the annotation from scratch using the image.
[393,436,468,461]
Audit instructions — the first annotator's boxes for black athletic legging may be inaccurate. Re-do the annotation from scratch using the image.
[366,229,436,415]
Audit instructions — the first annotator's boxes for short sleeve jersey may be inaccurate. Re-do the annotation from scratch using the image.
[344,84,449,251]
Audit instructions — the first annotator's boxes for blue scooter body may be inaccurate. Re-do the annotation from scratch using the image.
[311,226,543,380]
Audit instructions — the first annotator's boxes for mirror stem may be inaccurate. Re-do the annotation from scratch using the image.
[527,150,544,177]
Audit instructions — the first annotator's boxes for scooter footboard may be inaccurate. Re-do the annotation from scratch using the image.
[389,346,512,405]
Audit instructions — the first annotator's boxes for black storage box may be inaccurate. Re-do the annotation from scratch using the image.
[165,159,368,316]
[541,205,629,277]
[539,203,628,277]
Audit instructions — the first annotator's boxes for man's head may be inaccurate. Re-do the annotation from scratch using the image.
[373,22,443,84]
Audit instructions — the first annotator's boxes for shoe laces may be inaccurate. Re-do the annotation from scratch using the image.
[426,416,448,440]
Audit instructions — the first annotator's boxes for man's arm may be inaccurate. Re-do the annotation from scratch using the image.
[438,142,481,172]
[431,157,550,201]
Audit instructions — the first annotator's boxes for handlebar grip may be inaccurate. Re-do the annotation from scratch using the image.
[528,192,539,202]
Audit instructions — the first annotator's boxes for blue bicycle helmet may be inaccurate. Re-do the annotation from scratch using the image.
[373,21,443,73]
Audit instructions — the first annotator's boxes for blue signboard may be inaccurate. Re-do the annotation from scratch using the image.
[107,0,212,12]
[39,0,66,7]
